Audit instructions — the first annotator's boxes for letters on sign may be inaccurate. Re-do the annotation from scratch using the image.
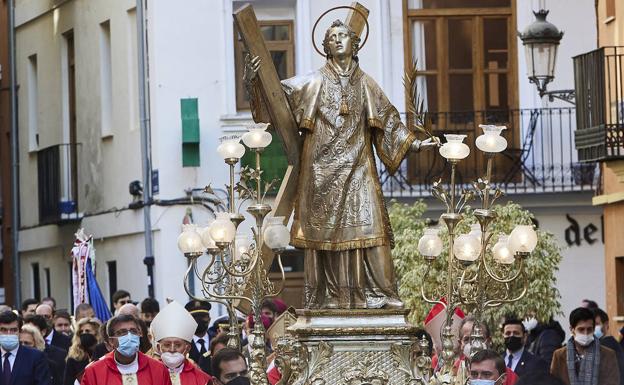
[564,214,603,247]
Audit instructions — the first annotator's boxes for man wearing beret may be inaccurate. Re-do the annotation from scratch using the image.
[185,300,212,375]
[151,301,213,385]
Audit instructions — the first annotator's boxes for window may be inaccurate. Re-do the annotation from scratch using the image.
[100,20,113,137]
[606,0,615,20]
[404,0,519,183]
[28,54,39,151]
[107,261,117,309]
[62,30,79,210]
[32,263,41,300]
[234,20,295,110]
[44,267,51,297]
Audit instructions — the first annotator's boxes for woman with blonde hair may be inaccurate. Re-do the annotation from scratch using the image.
[19,323,46,351]
[63,317,102,385]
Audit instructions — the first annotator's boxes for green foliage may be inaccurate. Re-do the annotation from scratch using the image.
[390,200,563,345]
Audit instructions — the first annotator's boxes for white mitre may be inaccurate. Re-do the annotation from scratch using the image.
[151,300,198,342]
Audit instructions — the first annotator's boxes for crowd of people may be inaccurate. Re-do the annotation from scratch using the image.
[1,292,623,385]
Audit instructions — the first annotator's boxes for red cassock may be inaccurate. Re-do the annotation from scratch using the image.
[179,360,213,385]
[81,351,172,385]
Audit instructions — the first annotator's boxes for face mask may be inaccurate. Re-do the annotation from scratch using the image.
[574,333,594,347]
[463,343,472,358]
[594,325,603,339]
[116,332,141,357]
[227,377,251,385]
[194,320,209,336]
[0,335,19,351]
[160,352,185,369]
[504,336,523,352]
[523,317,538,332]
[80,333,98,350]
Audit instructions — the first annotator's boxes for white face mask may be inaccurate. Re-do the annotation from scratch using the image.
[160,352,186,369]
[470,374,503,385]
[574,333,595,347]
[523,317,538,332]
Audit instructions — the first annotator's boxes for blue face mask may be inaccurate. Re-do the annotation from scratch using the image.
[116,332,140,357]
[0,334,19,351]
[594,325,604,339]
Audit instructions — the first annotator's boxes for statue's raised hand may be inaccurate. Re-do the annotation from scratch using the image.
[411,136,441,152]
[243,54,261,85]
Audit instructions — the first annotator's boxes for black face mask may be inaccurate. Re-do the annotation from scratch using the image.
[80,333,98,350]
[226,376,250,385]
[504,336,523,352]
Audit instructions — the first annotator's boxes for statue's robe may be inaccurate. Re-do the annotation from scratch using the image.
[250,61,416,308]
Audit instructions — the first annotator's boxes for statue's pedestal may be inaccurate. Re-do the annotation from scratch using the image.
[286,309,418,384]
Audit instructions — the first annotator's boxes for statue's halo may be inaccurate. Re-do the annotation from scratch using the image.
[312,5,370,57]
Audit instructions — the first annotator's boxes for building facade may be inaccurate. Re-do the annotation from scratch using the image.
[574,0,624,332]
[10,0,604,330]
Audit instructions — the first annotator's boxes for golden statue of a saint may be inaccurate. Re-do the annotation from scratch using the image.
[245,19,435,310]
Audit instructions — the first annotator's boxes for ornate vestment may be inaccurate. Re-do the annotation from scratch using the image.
[250,61,416,308]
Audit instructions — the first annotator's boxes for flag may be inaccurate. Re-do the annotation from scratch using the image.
[71,229,112,322]
[424,298,465,356]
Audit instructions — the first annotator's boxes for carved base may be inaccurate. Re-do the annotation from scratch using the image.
[282,309,419,385]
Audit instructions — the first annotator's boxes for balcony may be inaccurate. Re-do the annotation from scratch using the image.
[37,143,81,224]
[574,46,624,163]
[379,108,597,198]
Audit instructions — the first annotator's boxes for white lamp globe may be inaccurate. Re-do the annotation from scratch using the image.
[508,225,538,254]
[217,138,245,160]
[234,233,253,261]
[476,125,508,153]
[242,122,272,149]
[418,228,443,258]
[468,223,483,244]
[453,233,482,262]
[177,224,204,255]
[492,234,514,264]
[263,216,290,250]
[198,223,217,251]
[209,212,236,244]
[439,134,470,160]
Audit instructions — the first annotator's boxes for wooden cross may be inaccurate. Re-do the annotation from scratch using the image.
[233,2,370,271]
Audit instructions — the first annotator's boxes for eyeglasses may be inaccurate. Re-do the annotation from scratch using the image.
[111,328,140,338]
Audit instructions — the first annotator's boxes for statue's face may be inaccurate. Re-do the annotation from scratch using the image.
[325,26,353,59]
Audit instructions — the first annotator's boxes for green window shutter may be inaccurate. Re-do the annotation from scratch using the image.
[180,98,200,167]
[240,128,288,194]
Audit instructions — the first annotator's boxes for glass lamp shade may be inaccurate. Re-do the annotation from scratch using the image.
[217,139,245,160]
[263,216,290,250]
[453,234,482,262]
[439,134,470,160]
[468,223,482,244]
[242,122,272,149]
[508,225,538,254]
[234,233,253,261]
[476,125,508,153]
[198,224,217,250]
[418,228,443,258]
[209,212,236,244]
[492,234,514,264]
[177,224,204,255]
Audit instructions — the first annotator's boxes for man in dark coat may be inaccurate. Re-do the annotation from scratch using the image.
[526,317,566,369]
[501,317,548,377]
[593,308,624,385]
[185,300,212,375]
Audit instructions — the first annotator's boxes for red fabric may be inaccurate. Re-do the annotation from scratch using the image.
[504,367,519,385]
[81,351,172,385]
[267,366,281,385]
[180,360,212,385]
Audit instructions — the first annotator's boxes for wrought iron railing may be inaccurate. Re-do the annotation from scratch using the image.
[37,143,81,224]
[379,108,597,198]
[574,46,624,162]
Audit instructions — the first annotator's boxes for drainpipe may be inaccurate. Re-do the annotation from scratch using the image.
[8,0,21,306]
[136,0,155,298]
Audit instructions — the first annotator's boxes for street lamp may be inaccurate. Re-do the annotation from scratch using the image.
[519,9,574,104]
